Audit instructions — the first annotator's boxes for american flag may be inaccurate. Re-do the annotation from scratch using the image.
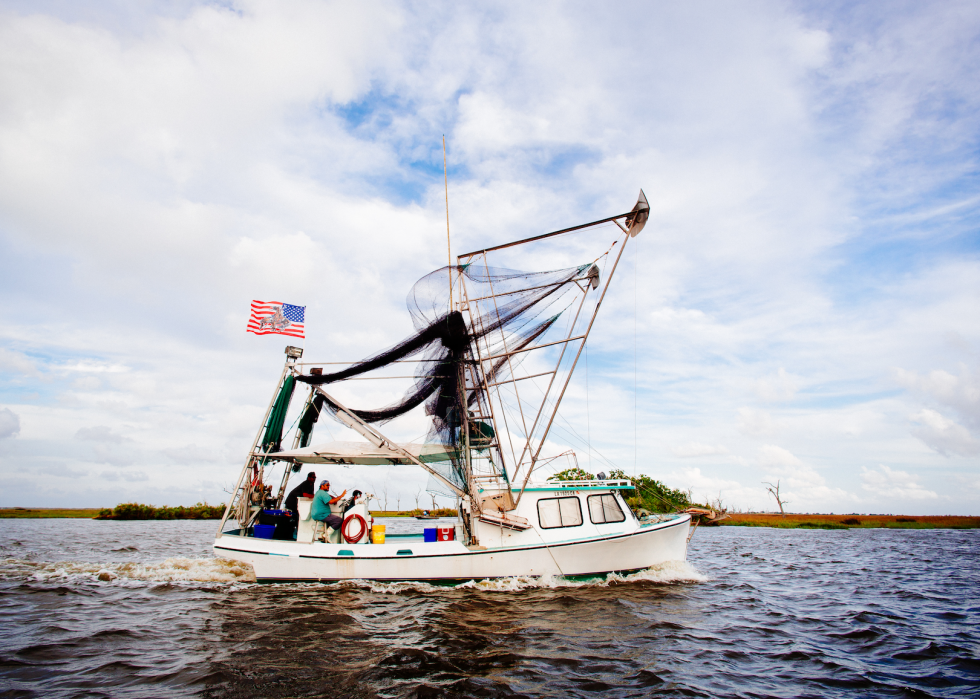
[246,301,306,338]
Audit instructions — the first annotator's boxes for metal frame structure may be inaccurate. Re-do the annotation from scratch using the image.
[217,191,649,544]
[454,191,649,506]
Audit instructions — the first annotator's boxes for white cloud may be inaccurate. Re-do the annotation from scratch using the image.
[38,462,87,478]
[229,231,329,296]
[736,407,776,438]
[671,442,729,458]
[101,470,149,483]
[861,464,938,500]
[756,368,799,402]
[71,376,102,391]
[756,444,855,511]
[90,444,135,467]
[910,408,980,457]
[0,408,20,439]
[161,445,221,463]
[897,366,980,430]
[758,444,803,468]
[668,466,756,509]
[0,349,39,377]
[75,425,126,443]
[56,361,129,374]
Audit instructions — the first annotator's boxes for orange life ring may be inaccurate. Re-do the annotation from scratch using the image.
[342,514,367,543]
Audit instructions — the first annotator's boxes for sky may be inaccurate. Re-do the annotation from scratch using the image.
[0,0,977,515]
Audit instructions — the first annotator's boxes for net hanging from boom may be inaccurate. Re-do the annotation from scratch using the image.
[296,262,596,493]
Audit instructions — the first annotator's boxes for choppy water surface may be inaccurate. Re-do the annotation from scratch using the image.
[1,519,977,698]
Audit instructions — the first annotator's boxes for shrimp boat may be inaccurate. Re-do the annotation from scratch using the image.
[214,191,692,582]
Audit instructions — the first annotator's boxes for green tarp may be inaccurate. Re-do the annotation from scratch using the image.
[262,375,295,452]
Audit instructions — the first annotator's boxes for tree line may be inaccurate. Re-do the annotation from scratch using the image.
[547,467,697,513]
[96,502,225,520]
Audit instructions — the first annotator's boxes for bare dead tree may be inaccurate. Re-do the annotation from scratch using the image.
[710,491,726,513]
[414,485,423,511]
[396,495,401,513]
[380,477,390,513]
[763,480,788,516]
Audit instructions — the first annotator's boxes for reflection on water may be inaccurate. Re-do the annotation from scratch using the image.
[1,519,978,698]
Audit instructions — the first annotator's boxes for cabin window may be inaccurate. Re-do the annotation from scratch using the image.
[537,496,583,529]
[588,494,626,524]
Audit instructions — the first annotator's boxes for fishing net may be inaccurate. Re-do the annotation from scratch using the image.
[296,262,597,494]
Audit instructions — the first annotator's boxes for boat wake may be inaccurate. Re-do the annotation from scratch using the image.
[0,556,256,585]
[347,559,707,594]
[460,560,707,591]
[1,557,703,591]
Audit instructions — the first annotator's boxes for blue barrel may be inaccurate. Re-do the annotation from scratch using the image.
[423,528,438,542]
[253,524,276,539]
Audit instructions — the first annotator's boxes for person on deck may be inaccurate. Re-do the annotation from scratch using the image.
[343,490,362,514]
[283,471,316,537]
[311,479,346,538]
[284,472,317,513]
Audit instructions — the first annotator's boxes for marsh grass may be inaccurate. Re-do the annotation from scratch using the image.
[720,513,980,530]
[0,508,103,519]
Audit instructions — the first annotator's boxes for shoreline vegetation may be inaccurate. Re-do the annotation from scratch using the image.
[0,508,105,519]
[0,505,458,520]
[2,507,976,529]
[94,502,226,520]
[717,513,980,530]
[372,508,459,518]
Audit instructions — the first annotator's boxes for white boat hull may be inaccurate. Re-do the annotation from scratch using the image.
[214,514,691,583]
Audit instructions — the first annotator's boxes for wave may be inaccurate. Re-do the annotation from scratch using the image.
[0,557,703,591]
[0,556,256,585]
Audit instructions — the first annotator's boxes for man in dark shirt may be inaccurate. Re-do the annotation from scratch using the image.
[284,471,317,537]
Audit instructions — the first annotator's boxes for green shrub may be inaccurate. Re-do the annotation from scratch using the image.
[546,466,595,482]
[547,468,694,513]
[97,501,225,520]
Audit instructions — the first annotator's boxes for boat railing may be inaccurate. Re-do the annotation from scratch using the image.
[538,479,634,489]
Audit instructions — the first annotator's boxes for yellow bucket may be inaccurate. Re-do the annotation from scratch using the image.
[371,524,386,544]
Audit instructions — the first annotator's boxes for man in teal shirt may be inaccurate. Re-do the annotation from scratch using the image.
[311,479,346,535]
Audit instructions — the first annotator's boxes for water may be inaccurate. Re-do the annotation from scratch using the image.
[1,519,977,698]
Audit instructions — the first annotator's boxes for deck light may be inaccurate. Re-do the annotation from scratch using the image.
[285,346,304,359]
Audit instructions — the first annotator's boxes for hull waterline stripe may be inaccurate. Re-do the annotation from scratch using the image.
[253,567,649,584]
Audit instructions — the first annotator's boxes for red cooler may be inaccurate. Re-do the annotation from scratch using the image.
[436,526,455,541]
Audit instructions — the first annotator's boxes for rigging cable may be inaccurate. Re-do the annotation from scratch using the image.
[585,341,591,473]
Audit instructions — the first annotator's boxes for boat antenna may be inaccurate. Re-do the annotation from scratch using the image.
[443,135,452,310]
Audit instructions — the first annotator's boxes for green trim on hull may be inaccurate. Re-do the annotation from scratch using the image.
[252,568,650,585]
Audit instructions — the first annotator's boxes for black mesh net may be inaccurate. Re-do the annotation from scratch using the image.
[297,262,595,494]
